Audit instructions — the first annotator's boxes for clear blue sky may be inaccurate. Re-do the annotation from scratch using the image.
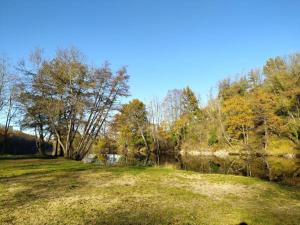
[1,0,299,104]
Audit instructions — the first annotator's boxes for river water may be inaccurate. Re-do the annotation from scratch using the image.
[181,154,300,185]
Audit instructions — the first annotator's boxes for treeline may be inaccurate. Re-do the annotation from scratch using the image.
[98,53,300,164]
[0,49,299,162]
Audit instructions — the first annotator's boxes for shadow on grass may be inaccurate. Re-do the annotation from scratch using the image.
[0,154,55,160]
[101,165,149,175]
[0,163,99,180]
[0,165,150,209]
[0,172,88,209]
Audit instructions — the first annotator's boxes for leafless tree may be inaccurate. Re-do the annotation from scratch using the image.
[0,57,8,112]
[162,89,184,126]
[0,58,21,153]
[147,97,163,164]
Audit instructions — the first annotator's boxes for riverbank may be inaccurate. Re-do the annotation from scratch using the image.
[184,150,300,158]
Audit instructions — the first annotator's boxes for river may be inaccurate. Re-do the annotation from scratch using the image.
[181,153,300,185]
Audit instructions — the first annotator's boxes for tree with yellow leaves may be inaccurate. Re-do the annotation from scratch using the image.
[223,95,254,145]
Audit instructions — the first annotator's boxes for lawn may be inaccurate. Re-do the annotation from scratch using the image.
[0,158,299,225]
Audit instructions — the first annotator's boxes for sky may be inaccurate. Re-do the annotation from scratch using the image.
[1,0,300,105]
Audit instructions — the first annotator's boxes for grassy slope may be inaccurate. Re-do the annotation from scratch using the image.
[0,158,299,225]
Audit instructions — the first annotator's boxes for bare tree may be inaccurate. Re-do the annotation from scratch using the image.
[74,65,129,159]
[29,49,129,160]
[3,85,19,151]
[18,48,52,156]
[0,57,8,112]
[17,48,129,159]
[147,97,163,164]
[0,58,21,153]
[162,89,184,126]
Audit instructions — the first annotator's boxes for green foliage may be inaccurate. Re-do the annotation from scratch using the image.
[208,128,218,146]
[91,136,118,155]
[182,86,199,115]
[111,99,151,161]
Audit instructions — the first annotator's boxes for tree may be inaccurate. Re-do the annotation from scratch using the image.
[251,89,282,150]
[168,87,202,165]
[205,94,231,148]
[147,97,163,164]
[162,89,184,126]
[18,49,52,156]
[179,87,203,145]
[181,86,199,115]
[0,57,21,153]
[113,99,151,164]
[3,85,20,152]
[0,57,8,112]
[19,48,129,159]
[263,55,300,147]
[284,54,300,146]
[218,76,249,100]
[248,69,262,89]
[223,95,254,145]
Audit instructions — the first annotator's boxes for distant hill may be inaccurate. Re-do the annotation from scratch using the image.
[0,128,51,155]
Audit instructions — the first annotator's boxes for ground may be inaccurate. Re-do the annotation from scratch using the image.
[0,157,299,225]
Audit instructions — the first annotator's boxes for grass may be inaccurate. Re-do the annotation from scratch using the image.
[0,158,299,225]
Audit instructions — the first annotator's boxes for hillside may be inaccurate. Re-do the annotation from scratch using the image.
[0,128,52,155]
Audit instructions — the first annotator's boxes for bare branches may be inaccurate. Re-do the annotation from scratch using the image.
[0,57,9,112]
[19,48,129,159]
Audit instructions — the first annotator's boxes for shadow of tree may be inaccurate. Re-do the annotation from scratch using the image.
[0,172,87,208]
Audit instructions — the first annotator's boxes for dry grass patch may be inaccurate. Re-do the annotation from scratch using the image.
[162,172,254,199]
[81,172,138,188]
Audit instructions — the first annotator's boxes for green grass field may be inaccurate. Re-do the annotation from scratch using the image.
[0,158,299,225]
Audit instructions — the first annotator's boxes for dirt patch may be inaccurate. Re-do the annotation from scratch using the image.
[80,172,138,188]
[48,195,107,207]
[189,182,251,198]
[162,173,253,199]
[175,172,205,181]
[7,184,27,193]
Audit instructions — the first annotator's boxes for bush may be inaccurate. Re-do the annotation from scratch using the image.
[208,129,218,146]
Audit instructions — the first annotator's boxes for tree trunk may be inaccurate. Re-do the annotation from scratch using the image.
[156,140,160,165]
[264,118,268,151]
[140,130,150,165]
[35,126,46,156]
[52,139,64,157]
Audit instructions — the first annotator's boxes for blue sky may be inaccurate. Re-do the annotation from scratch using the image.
[1,0,300,104]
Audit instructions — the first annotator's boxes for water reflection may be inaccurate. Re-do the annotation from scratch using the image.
[181,154,300,185]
